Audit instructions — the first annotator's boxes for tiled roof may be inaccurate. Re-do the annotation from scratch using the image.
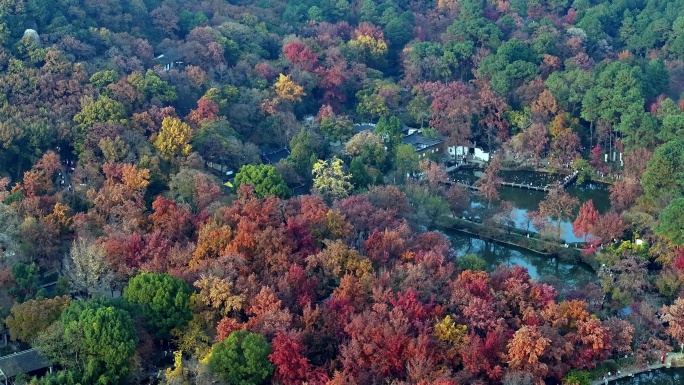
[0,349,51,378]
[353,123,375,133]
[261,148,290,165]
[401,131,443,150]
[401,124,419,135]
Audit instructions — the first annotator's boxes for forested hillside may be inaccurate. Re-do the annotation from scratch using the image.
[2,0,684,384]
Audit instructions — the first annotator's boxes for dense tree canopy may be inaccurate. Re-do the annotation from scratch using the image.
[123,272,193,339]
[3,0,684,383]
[5,296,70,342]
[312,157,353,202]
[208,330,273,385]
[642,140,684,206]
[35,298,137,384]
[234,164,290,199]
[655,198,684,246]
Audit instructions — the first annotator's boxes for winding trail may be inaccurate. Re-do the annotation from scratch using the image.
[591,353,684,384]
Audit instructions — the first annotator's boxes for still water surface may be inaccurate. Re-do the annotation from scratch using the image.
[612,368,684,384]
[445,229,595,288]
[451,169,611,243]
[442,173,681,384]
[445,229,684,384]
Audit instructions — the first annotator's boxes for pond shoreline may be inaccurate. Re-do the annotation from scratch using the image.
[449,167,612,243]
[503,165,615,186]
[590,353,684,384]
[434,216,599,273]
[435,216,680,385]
[468,162,616,187]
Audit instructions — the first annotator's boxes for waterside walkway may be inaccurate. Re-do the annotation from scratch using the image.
[590,353,684,384]
[445,170,579,193]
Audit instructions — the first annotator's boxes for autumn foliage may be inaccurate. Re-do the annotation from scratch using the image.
[283,41,319,71]
[274,73,306,102]
[3,0,684,383]
[573,200,599,241]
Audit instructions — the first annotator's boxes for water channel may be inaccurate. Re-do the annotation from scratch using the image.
[445,169,684,384]
[447,226,684,383]
[444,228,596,288]
[612,368,684,384]
[451,169,612,243]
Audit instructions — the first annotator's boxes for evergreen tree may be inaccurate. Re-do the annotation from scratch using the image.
[208,331,273,385]
[124,273,193,339]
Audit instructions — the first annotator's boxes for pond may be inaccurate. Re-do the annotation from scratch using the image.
[613,368,684,384]
[443,222,684,385]
[451,169,611,243]
[444,228,596,289]
[441,171,682,384]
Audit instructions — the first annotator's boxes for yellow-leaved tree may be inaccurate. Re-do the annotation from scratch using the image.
[164,350,188,383]
[312,157,353,202]
[433,315,467,346]
[349,34,388,57]
[348,24,388,63]
[154,116,193,160]
[274,73,306,102]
